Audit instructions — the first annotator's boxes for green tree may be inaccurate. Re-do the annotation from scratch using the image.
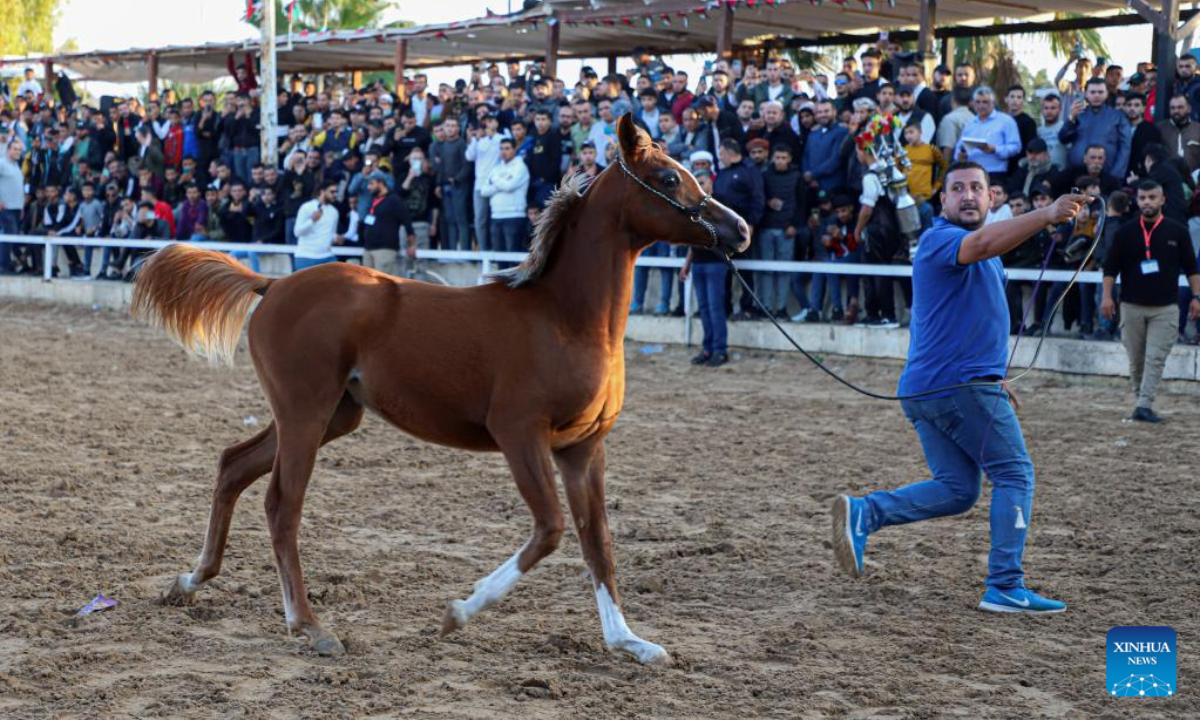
[244,0,389,32]
[0,0,63,55]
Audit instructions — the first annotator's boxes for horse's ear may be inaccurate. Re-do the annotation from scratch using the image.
[617,113,653,162]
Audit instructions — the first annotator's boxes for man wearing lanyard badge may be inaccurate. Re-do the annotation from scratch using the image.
[1102,180,1200,423]
[359,170,415,277]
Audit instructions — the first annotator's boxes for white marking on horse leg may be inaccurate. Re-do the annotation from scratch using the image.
[447,543,527,629]
[594,584,670,666]
[177,571,202,593]
[278,570,298,629]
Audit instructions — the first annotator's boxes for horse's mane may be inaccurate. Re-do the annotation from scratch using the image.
[488,170,593,289]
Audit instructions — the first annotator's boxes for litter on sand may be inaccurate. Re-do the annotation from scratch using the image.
[243,415,260,427]
[77,594,118,616]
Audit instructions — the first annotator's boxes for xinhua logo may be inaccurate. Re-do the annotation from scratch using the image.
[1107,626,1177,697]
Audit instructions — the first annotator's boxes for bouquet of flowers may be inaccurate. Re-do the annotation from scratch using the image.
[854,112,923,257]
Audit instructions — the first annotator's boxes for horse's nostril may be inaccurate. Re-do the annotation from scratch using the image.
[736,218,750,238]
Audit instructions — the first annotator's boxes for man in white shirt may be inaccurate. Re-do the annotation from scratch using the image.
[17,68,43,99]
[480,138,530,254]
[465,113,505,250]
[587,98,617,168]
[293,180,343,270]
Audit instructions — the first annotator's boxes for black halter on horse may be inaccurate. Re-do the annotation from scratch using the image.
[614,153,720,250]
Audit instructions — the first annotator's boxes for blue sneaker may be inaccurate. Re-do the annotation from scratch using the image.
[978,587,1067,615]
[831,495,868,578]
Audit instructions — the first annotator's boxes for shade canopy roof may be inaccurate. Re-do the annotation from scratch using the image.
[2,0,1128,84]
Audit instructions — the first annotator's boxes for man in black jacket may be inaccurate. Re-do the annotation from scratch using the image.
[1101,180,1200,422]
[251,186,284,245]
[758,145,806,318]
[526,109,562,210]
[360,171,415,277]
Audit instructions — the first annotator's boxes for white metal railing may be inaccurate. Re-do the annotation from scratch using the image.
[6,234,1188,285]
[3,236,1188,348]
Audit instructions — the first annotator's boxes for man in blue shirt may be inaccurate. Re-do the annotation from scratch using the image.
[831,162,1086,614]
[953,87,1022,184]
[1058,77,1131,179]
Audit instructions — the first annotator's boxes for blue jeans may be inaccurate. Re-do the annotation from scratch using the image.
[755,228,794,312]
[230,248,262,273]
[862,385,1035,590]
[231,146,260,184]
[632,241,675,312]
[490,216,527,253]
[809,247,863,314]
[693,262,729,355]
[294,255,337,271]
[473,188,491,250]
[441,184,471,250]
[0,209,20,271]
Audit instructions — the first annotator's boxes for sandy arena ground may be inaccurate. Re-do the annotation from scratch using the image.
[0,299,1197,719]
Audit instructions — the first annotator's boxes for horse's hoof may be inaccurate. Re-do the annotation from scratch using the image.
[304,627,346,656]
[613,639,672,667]
[642,648,673,667]
[440,600,468,637]
[162,574,197,606]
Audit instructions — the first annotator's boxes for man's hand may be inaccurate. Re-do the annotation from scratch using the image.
[768,198,783,212]
[311,208,322,222]
[980,144,995,154]
[405,240,417,259]
[1101,296,1117,320]
[678,264,690,282]
[785,225,796,238]
[1189,297,1200,321]
[1047,193,1088,225]
[333,235,345,246]
[1070,99,1085,120]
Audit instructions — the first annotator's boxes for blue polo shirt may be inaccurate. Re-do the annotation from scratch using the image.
[898,217,1010,397]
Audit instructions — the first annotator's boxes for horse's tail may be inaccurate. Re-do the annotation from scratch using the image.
[131,244,274,367]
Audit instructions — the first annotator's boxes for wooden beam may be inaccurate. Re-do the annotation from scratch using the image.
[1175,8,1200,40]
[148,51,159,99]
[545,19,561,79]
[1157,0,1180,123]
[716,2,734,60]
[607,55,617,76]
[919,0,937,77]
[1129,0,1167,34]
[42,59,53,103]
[942,36,955,69]
[393,39,407,99]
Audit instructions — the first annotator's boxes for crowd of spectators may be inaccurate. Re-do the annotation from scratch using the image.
[1,42,1199,348]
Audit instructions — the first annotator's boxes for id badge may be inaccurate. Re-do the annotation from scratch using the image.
[1140,259,1159,275]
[364,215,376,226]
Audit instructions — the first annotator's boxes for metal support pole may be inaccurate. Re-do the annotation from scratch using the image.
[683,274,694,347]
[147,51,159,99]
[716,3,735,60]
[1157,0,1180,123]
[607,55,618,75]
[43,242,53,281]
[545,19,561,79]
[261,0,280,167]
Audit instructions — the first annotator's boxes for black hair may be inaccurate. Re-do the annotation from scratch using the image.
[1137,179,1163,193]
[943,161,990,187]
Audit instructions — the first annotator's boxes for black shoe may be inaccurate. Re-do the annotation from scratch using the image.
[670,306,685,317]
[691,351,712,366]
[831,308,844,322]
[707,353,729,367]
[1131,407,1163,424]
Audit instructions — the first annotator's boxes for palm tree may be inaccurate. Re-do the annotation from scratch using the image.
[954,14,1109,92]
[245,0,390,32]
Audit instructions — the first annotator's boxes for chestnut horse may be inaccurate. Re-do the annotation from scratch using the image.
[132,115,749,665]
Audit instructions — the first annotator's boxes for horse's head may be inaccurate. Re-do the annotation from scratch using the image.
[612,114,751,256]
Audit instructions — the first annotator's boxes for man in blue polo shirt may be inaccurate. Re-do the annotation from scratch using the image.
[831,162,1086,614]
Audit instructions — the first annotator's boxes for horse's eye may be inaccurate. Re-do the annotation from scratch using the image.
[662,174,680,188]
